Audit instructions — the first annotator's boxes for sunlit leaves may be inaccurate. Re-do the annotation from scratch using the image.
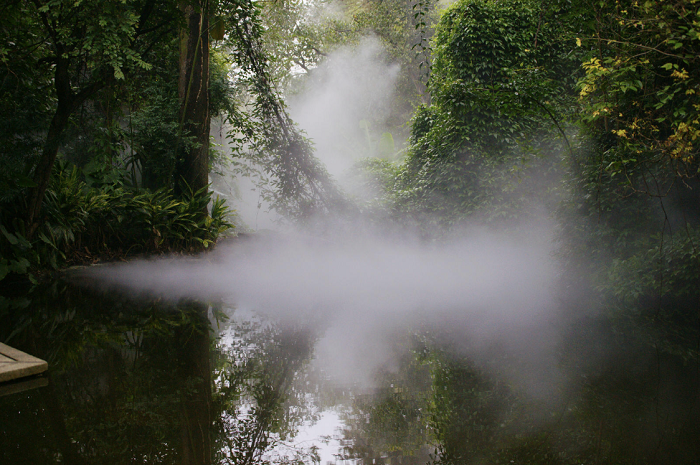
[577,0,700,171]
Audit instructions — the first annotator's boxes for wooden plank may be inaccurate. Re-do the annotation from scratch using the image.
[0,376,48,397]
[0,342,48,383]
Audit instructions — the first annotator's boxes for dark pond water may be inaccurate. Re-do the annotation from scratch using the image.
[0,276,434,465]
[1,270,699,465]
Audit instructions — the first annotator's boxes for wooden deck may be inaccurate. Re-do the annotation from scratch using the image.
[0,342,48,383]
[0,375,48,397]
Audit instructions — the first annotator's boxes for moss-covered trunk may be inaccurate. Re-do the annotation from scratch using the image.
[176,1,210,204]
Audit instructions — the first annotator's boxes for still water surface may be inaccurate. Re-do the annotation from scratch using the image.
[0,277,432,464]
[1,268,699,465]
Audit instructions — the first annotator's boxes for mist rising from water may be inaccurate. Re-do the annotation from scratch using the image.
[86,219,563,395]
[85,36,572,399]
[287,38,400,182]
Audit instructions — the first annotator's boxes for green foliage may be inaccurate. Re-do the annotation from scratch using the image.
[369,0,581,235]
[566,0,700,234]
[0,282,325,465]
[257,0,353,89]
[556,0,700,368]
[0,285,219,464]
[357,120,401,160]
[214,319,320,464]
[378,132,396,159]
[427,0,577,151]
[337,336,433,464]
[348,0,439,117]
[127,84,184,189]
[0,164,234,283]
[44,165,234,256]
[33,0,151,80]
[0,1,53,204]
[0,0,251,274]
[219,0,344,220]
[565,0,700,293]
[600,230,700,361]
[577,0,700,170]
[422,331,700,465]
[255,0,441,162]
[426,348,562,465]
[343,6,700,464]
[0,225,34,283]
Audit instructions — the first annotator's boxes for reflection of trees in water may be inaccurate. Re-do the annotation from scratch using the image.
[423,336,700,465]
[214,315,320,465]
[337,335,433,465]
[2,281,699,465]
[334,329,700,465]
[0,281,319,465]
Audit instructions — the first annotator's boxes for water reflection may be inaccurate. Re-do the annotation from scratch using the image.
[214,313,320,464]
[1,277,700,465]
[0,280,323,465]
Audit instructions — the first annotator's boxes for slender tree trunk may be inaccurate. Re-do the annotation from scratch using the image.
[176,1,210,200]
[26,103,71,237]
[176,303,212,465]
[25,55,102,237]
[25,56,74,237]
[40,378,86,465]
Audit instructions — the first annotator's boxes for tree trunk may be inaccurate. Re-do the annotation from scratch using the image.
[26,102,72,237]
[41,377,86,465]
[176,1,210,201]
[176,303,212,465]
[25,55,103,238]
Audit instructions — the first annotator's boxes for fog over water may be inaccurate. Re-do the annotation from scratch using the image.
[87,219,563,396]
[87,38,568,399]
[287,37,400,180]
[5,5,700,464]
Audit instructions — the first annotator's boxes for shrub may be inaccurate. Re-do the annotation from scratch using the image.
[0,166,234,283]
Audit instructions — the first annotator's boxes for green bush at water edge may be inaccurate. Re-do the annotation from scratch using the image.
[0,165,233,283]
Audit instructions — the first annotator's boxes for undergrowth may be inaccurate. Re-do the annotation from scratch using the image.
[0,165,233,283]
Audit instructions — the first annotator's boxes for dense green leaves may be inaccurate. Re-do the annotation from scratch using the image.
[338,2,700,463]
[217,0,343,220]
[0,164,233,283]
[360,0,580,235]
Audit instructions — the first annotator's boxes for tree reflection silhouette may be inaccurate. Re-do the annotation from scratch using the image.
[0,281,318,465]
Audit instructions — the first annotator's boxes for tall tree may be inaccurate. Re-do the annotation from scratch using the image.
[14,0,175,236]
[386,0,580,232]
[176,0,210,199]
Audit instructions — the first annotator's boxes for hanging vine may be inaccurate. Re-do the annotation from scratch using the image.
[218,0,346,221]
[411,0,433,80]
